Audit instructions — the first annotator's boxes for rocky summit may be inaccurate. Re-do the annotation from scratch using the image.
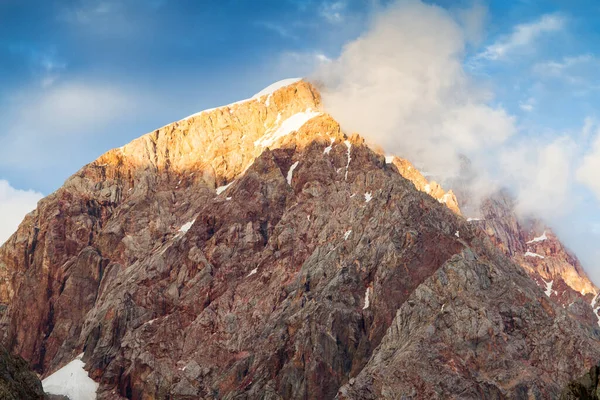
[1,79,599,399]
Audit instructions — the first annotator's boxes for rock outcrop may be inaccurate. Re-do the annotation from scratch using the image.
[0,80,598,399]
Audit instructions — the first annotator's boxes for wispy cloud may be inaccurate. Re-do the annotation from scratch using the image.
[255,21,298,40]
[475,13,566,61]
[0,82,138,170]
[533,54,599,85]
[62,0,121,24]
[519,97,535,112]
[59,0,165,36]
[7,44,66,87]
[319,1,347,23]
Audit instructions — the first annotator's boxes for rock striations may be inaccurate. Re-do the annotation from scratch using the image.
[0,80,599,399]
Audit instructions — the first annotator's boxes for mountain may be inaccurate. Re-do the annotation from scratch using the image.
[0,79,599,399]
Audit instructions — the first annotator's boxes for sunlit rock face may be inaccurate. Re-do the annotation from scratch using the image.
[0,80,599,399]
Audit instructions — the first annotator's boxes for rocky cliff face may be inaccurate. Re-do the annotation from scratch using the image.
[0,80,599,399]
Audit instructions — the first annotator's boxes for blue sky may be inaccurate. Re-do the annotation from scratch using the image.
[1,0,600,279]
[1,0,598,191]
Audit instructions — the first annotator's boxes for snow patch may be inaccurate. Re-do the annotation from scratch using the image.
[525,251,545,259]
[439,193,453,204]
[344,230,352,240]
[385,155,394,164]
[287,161,299,185]
[527,231,548,244]
[179,220,195,233]
[591,292,600,308]
[541,279,556,297]
[247,268,258,277]
[344,140,352,181]
[591,294,600,327]
[42,353,99,400]
[216,181,234,195]
[254,110,321,148]
[252,78,302,99]
[467,217,482,222]
[364,192,372,203]
[324,138,335,154]
[424,184,431,194]
[455,231,460,238]
[363,287,371,309]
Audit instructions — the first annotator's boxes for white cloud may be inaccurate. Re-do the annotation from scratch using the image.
[476,13,565,61]
[311,0,591,226]
[315,0,515,181]
[0,180,43,245]
[501,136,576,216]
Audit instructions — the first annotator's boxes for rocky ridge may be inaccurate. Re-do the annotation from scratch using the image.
[0,79,598,399]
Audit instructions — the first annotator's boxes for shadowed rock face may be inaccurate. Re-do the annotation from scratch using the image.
[560,363,600,400]
[0,80,599,399]
[0,344,45,400]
